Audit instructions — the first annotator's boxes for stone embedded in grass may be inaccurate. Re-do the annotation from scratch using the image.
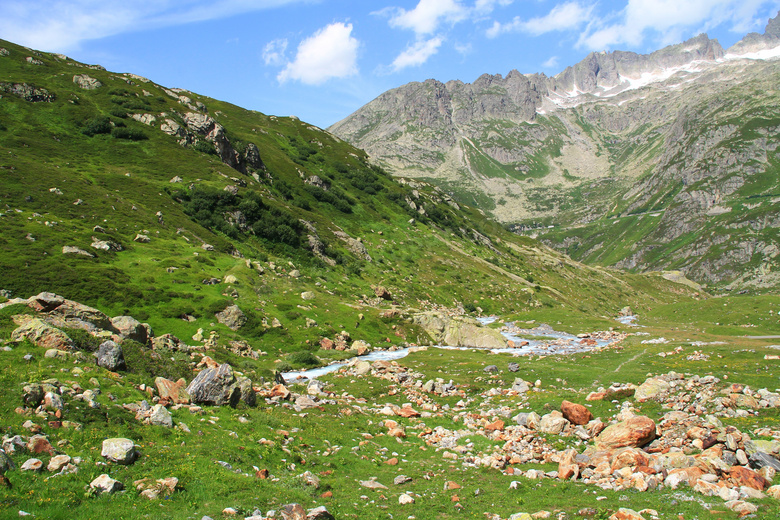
[215,304,247,331]
[101,438,138,465]
[11,318,73,351]
[359,479,388,490]
[147,404,173,427]
[135,476,179,499]
[154,377,191,404]
[111,316,149,344]
[398,493,414,504]
[634,377,671,401]
[90,474,123,495]
[21,458,43,472]
[47,454,71,472]
[96,340,126,372]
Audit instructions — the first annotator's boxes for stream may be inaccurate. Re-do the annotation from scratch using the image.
[281,317,625,382]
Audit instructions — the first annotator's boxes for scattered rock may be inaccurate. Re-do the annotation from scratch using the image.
[215,305,247,331]
[561,400,593,425]
[90,474,123,495]
[595,416,656,450]
[96,340,126,371]
[101,438,138,465]
[73,74,102,90]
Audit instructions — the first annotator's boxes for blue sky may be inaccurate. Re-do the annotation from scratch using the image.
[2,0,779,128]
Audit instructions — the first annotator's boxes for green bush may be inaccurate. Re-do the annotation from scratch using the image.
[82,116,112,136]
[286,350,319,367]
[63,328,102,353]
[111,127,148,140]
[122,339,191,382]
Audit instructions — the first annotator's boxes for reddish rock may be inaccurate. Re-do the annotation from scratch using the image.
[320,491,333,498]
[595,416,656,450]
[320,338,334,350]
[561,400,593,425]
[385,458,399,466]
[155,377,191,404]
[609,509,645,520]
[730,466,768,490]
[270,384,290,399]
[446,481,461,490]
[256,469,269,479]
[507,340,516,348]
[397,406,420,418]
[558,463,579,480]
[27,435,54,455]
[586,391,607,401]
[610,448,650,471]
[196,356,220,370]
[485,419,505,432]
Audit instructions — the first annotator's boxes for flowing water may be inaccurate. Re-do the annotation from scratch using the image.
[282,316,624,382]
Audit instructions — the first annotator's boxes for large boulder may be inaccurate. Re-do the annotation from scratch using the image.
[101,438,137,465]
[215,305,247,331]
[635,378,671,401]
[73,74,102,90]
[413,312,506,349]
[96,340,126,371]
[595,416,657,450]
[111,316,149,344]
[186,363,241,407]
[11,318,73,350]
[561,400,593,425]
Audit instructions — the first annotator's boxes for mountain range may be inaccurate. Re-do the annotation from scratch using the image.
[329,12,780,291]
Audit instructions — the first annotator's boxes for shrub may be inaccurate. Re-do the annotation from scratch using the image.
[286,351,320,367]
[82,116,111,136]
[111,127,148,140]
[122,340,191,381]
[63,328,102,353]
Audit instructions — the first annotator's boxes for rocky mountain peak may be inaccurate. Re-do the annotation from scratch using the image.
[766,10,780,37]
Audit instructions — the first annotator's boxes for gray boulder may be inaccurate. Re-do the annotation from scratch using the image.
[215,305,247,331]
[101,438,137,465]
[186,363,241,407]
[111,316,149,344]
[148,404,173,427]
[73,74,102,90]
[96,340,126,371]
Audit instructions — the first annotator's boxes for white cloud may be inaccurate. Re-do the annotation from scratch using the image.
[487,1,593,38]
[474,0,514,14]
[388,0,468,35]
[542,55,559,68]
[577,0,775,51]
[391,36,444,70]
[263,38,288,66]
[0,0,305,52]
[278,22,360,85]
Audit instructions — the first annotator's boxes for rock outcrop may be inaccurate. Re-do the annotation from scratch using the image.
[413,312,507,349]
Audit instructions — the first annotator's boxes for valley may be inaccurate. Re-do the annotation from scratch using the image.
[0,11,779,520]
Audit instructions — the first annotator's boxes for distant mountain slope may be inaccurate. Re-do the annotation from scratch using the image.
[0,38,695,375]
[329,13,780,291]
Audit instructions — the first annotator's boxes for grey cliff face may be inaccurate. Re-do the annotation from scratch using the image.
[329,12,780,288]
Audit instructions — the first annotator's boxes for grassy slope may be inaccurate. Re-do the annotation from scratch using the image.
[1,39,779,520]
